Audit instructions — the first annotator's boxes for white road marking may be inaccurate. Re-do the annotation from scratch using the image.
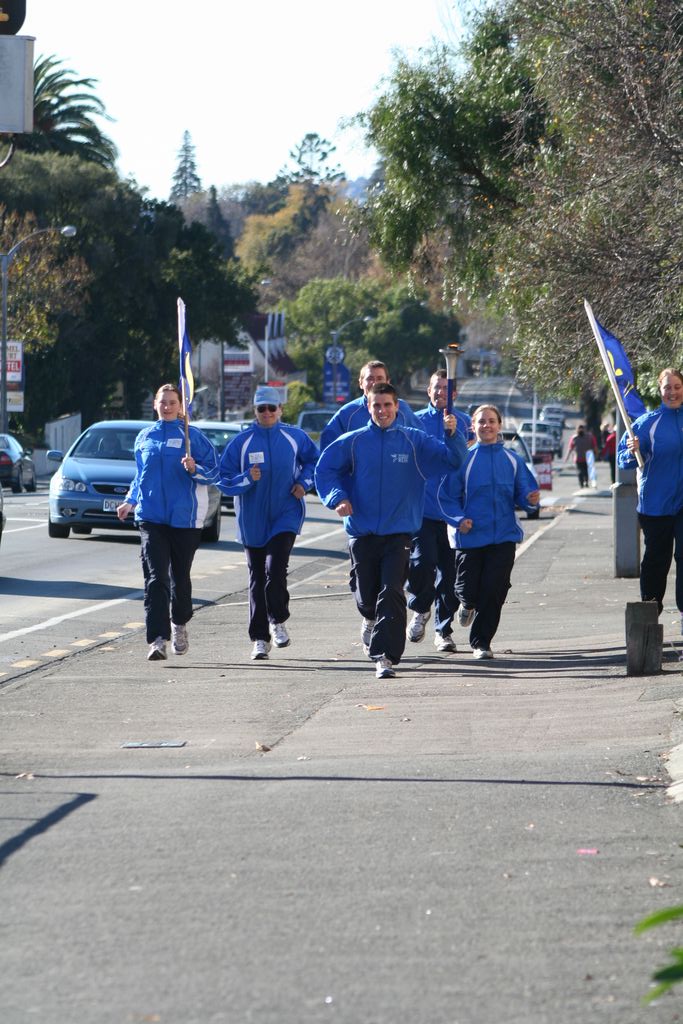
[4,522,46,534]
[0,590,144,644]
[295,526,345,548]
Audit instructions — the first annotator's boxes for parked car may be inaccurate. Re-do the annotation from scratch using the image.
[517,420,561,456]
[539,404,566,430]
[47,420,222,542]
[0,433,37,493]
[191,419,249,513]
[500,429,541,520]
[296,405,339,441]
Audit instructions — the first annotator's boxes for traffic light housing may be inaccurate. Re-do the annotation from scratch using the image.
[0,2,26,35]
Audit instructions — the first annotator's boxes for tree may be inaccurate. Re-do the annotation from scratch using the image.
[13,55,117,169]
[1,151,256,430]
[357,1,683,395]
[286,277,460,399]
[170,130,202,201]
[205,185,234,258]
[280,132,344,184]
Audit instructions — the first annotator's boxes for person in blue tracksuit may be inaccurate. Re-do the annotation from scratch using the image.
[218,386,319,660]
[617,367,683,625]
[319,360,422,450]
[315,382,467,680]
[406,369,474,653]
[117,383,219,662]
[445,404,539,660]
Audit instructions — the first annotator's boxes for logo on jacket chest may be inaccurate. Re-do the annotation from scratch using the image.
[391,453,409,464]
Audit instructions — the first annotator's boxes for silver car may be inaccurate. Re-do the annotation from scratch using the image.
[47,420,222,542]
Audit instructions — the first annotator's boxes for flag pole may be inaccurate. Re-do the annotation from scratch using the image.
[583,299,644,469]
[177,297,191,457]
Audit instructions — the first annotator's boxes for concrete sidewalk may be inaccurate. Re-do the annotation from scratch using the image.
[3,462,683,1024]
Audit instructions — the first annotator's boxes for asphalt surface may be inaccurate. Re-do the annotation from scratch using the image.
[3,461,683,1024]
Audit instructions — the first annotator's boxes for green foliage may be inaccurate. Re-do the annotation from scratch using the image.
[280,133,344,184]
[0,150,256,431]
[356,0,683,396]
[13,55,117,169]
[170,130,202,201]
[635,905,683,1003]
[286,276,460,399]
[282,380,315,423]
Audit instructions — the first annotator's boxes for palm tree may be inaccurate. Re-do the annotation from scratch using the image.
[13,55,117,169]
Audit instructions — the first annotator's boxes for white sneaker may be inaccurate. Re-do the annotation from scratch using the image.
[407,610,431,642]
[434,633,457,653]
[375,656,396,679]
[270,622,290,648]
[457,605,475,628]
[472,647,493,660]
[251,640,271,660]
[147,637,167,661]
[361,617,375,646]
[171,622,189,655]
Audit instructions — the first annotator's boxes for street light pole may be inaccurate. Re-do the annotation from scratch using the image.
[0,225,76,432]
[328,316,372,402]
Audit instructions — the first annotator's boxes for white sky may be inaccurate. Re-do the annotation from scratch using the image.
[21,1,465,201]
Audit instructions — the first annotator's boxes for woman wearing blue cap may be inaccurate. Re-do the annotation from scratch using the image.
[218,386,319,660]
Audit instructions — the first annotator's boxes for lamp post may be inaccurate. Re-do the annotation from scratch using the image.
[329,316,372,402]
[1,224,77,432]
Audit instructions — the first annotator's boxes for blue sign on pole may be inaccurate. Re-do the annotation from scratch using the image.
[323,360,350,403]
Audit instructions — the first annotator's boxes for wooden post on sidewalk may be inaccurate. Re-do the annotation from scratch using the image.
[625,601,662,676]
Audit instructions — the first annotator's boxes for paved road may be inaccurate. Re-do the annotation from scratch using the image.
[3,463,683,1024]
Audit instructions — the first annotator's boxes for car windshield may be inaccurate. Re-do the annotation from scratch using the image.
[520,422,550,433]
[300,412,333,432]
[71,428,139,460]
[202,428,240,452]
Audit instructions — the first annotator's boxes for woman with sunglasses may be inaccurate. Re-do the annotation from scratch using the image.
[218,386,319,660]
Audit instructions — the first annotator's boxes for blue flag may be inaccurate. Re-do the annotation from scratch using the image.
[594,318,646,420]
[177,298,194,416]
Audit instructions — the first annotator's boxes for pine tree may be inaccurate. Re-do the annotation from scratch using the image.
[170,130,202,201]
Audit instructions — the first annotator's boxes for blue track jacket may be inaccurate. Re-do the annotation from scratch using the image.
[126,419,219,529]
[315,422,467,538]
[320,395,422,450]
[415,403,473,521]
[617,405,683,516]
[442,442,538,549]
[218,421,319,547]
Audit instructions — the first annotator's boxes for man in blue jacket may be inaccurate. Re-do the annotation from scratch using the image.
[319,360,422,450]
[406,369,474,653]
[219,386,319,660]
[315,383,467,679]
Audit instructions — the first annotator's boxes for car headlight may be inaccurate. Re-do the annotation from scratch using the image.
[57,477,87,492]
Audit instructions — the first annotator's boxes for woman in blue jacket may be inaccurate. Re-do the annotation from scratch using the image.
[117,383,219,662]
[219,386,319,660]
[446,404,539,660]
[617,367,683,623]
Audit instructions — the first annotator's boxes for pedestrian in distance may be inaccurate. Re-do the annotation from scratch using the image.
[218,386,319,661]
[617,367,683,630]
[406,369,474,653]
[565,424,598,489]
[319,360,422,450]
[117,383,219,662]
[445,404,540,660]
[315,382,467,680]
[599,423,617,484]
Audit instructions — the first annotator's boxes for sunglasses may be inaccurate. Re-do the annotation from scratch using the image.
[256,404,278,413]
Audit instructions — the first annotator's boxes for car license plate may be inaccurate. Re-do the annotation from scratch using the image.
[103,498,121,512]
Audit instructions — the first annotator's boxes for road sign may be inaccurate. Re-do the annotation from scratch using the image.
[325,345,345,365]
